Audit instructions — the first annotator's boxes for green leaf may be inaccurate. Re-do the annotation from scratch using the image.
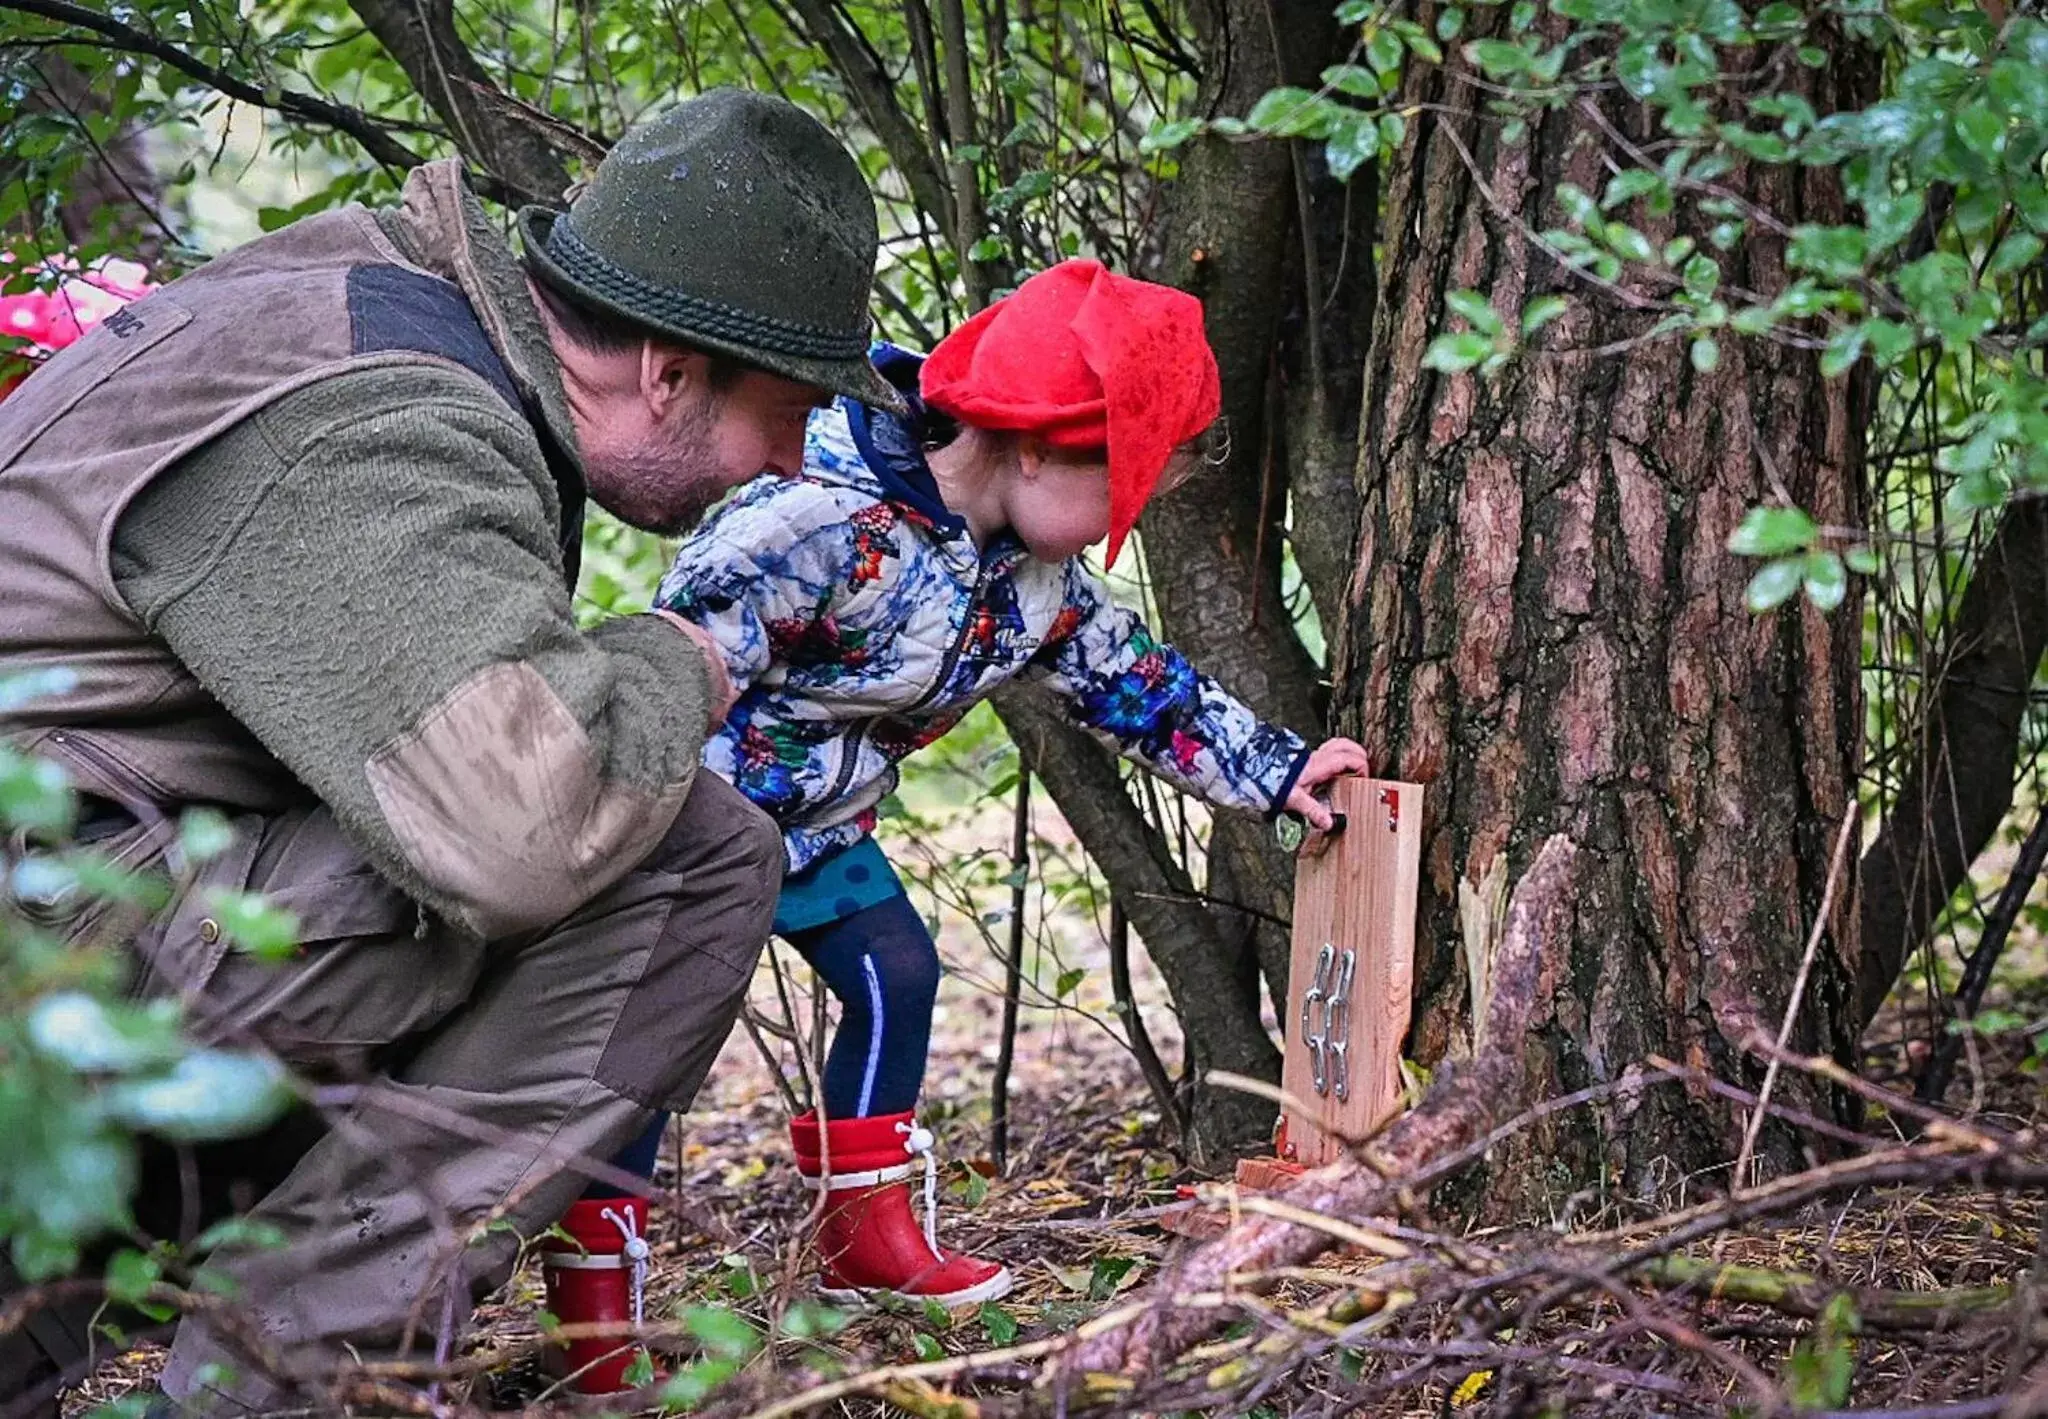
[1324,112,1379,182]
[1520,295,1568,336]
[1323,63,1380,98]
[1745,557,1807,613]
[198,889,300,961]
[1727,506,1819,558]
[979,1301,1020,1346]
[1787,224,1869,281]
[778,1301,848,1340]
[104,1248,161,1305]
[656,1358,739,1412]
[1802,550,1848,612]
[1056,967,1086,999]
[194,1217,288,1253]
[682,1305,761,1360]
[178,808,234,864]
[106,1049,291,1142]
[1139,118,1203,154]
[1601,169,1665,211]
[1404,30,1444,64]
[1783,1293,1859,1407]
[621,1349,657,1388]
[1437,6,1465,40]
[1845,544,1880,575]
[1988,232,2044,279]
[1690,336,1721,373]
[1603,222,1656,264]
[1820,325,1867,379]
[0,668,79,715]
[1465,39,1529,77]
[1445,289,1504,336]
[1682,254,1721,298]
[968,236,1006,262]
[911,1332,946,1362]
[1367,28,1404,75]
[1089,1255,1144,1299]
[1245,88,1342,139]
[1422,331,1494,373]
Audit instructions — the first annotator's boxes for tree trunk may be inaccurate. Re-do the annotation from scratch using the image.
[1857,499,2048,1029]
[1133,0,1358,1063]
[1331,19,1877,1210]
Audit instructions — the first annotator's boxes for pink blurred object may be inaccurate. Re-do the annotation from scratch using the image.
[0,255,158,397]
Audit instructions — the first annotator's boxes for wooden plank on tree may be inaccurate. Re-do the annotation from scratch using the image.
[1278,776,1422,1169]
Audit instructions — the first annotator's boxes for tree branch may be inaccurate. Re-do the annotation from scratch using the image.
[777,0,956,237]
[1057,834,1577,1376]
[1858,497,2048,1027]
[993,683,1282,1159]
[343,0,572,208]
[2,0,427,178]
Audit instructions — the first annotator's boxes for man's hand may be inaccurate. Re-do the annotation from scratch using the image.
[1283,737,1372,832]
[652,610,738,727]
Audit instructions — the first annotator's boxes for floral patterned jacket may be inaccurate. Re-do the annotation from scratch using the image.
[656,347,1310,873]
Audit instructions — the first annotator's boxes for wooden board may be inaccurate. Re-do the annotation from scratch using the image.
[1278,776,1422,1168]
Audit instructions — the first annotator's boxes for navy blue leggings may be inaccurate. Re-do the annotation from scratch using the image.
[586,889,940,1198]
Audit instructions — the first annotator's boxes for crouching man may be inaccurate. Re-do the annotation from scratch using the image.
[0,88,901,1414]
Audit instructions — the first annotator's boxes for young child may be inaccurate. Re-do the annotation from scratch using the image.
[548,260,1365,1340]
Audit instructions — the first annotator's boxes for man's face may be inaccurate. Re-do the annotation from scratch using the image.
[581,358,825,536]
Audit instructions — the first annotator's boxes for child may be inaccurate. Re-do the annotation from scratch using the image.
[548,260,1365,1339]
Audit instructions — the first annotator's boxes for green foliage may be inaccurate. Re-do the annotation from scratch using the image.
[0,676,292,1283]
[1782,1292,1860,1407]
[1290,0,2048,624]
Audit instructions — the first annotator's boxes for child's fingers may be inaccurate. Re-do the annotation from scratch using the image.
[1289,790,1335,831]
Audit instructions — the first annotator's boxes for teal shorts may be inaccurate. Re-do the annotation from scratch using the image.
[771,836,907,935]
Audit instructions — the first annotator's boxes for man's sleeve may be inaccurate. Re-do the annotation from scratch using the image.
[1026,559,1310,815]
[113,364,717,939]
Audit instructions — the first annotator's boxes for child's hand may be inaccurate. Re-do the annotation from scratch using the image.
[1284,738,1372,831]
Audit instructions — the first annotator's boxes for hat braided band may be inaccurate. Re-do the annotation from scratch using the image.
[546,217,868,361]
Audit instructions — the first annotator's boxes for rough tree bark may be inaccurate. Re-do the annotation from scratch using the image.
[1857,499,2048,1028]
[1329,20,1878,1206]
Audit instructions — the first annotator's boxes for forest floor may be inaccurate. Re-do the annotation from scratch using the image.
[63,812,2048,1415]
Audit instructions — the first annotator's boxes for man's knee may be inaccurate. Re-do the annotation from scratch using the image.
[642,771,783,896]
[593,774,781,1111]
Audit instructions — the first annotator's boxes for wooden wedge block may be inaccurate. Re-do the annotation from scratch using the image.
[1278,776,1422,1168]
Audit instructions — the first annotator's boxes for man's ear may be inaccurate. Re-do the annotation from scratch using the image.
[640,344,709,419]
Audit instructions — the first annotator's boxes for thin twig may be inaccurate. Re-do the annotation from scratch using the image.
[1734,799,1861,1188]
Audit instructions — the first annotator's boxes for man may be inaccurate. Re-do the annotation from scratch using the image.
[0,88,897,1413]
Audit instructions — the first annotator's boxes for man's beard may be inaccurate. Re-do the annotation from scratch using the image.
[587,393,727,536]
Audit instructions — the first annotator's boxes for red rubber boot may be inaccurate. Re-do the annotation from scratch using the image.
[538,1196,654,1393]
[789,1110,1012,1306]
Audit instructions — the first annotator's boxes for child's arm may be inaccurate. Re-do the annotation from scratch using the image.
[655,476,866,698]
[1029,561,1366,820]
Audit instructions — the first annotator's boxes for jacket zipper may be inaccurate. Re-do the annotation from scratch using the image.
[903,549,1008,717]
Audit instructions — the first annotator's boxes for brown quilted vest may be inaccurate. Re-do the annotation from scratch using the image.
[0,164,573,813]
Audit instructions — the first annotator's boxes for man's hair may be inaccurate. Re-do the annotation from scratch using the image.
[526,266,748,389]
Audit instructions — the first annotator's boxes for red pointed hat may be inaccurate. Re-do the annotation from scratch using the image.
[919,259,1221,566]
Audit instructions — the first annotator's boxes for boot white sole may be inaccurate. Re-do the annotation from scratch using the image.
[819,1264,1015,1309]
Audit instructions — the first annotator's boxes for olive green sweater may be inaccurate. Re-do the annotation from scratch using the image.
[107,181,713,938]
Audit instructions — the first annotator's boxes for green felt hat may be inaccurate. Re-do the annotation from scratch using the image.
[520,88,900,411]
